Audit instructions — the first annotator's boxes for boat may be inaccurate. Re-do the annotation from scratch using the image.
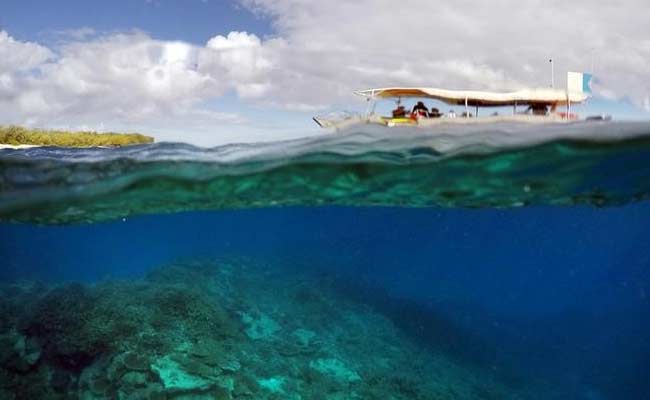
[314,72,599,130]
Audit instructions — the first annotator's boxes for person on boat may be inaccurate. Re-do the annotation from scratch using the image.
[447,110,457,118]
[411,101,429,117]
[392,105,407,118]
[428,107,442,118]
[526,104,549,116]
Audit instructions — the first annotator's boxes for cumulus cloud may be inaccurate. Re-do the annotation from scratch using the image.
[0,31,54,73]
[240,0,650,110]
[0,30,257,137]
[201,31,274,98]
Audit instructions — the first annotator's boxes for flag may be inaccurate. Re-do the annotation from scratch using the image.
[567,71,593,94]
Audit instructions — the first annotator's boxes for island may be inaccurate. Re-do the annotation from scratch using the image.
[0,126,154,147]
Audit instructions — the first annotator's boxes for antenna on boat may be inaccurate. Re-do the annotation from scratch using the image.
[549,58,554,88]
[364,89,377,118]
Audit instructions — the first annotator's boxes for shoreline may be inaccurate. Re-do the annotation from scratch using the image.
[0,144,139,149]
[0,144,41,149]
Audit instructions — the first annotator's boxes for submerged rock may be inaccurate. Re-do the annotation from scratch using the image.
[21,283,121,370]
[123,351,151,372]
[121,371,148,387]
[216,375,235,392]
[0,331,41,372]
[188,341,214,359]
[87,375,111,397]
[218,358,241,373]
[151,355,215,394]
[292,328,316,347]
[257,376,286,394]
[232,378,254,398]
[19,336,41,368]
[78,357,112,398]
[309,358,361,383]
[240,312,281,340]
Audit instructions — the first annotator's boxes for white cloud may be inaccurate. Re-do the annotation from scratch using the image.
[0,31,54,74]
[50,27,97,41]
[0,31,232,132]
[0,29,309,145]
[239,0,650,110]
[1,1,649,146]
[200,31,273,98]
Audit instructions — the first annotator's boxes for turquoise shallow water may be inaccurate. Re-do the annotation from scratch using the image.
[1,121,650,399]
[2,121,650,224]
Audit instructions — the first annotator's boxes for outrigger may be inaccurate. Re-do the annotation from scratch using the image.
[314,72,603,130]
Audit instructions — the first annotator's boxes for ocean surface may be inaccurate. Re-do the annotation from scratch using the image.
[1,121,650,399]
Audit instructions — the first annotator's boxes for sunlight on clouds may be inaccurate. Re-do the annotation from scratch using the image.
[206,31,260,50]
[202,31,273,98]
[161,41,195,65]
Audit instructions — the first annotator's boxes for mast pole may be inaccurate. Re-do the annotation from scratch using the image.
[364,90,376,119]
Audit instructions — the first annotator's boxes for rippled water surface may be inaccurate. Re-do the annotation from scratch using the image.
[2,121,650,224]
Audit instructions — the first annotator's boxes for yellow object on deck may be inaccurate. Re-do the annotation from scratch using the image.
[381,117,417,126]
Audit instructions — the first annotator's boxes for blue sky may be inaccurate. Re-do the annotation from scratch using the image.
[1,0,271,44]
[1,0,648,145]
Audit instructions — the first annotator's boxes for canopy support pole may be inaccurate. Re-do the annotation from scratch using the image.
[475,105,479,117]
[364,90,376,119]
[513,101,517,115]
[465,97,469,118]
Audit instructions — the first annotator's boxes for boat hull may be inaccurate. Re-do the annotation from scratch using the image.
[314,114,582,131]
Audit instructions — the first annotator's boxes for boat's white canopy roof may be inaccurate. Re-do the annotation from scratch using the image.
[354,87,589,106]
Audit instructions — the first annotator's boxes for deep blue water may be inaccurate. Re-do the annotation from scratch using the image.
[2,124,650,398]
[2,204,649,398]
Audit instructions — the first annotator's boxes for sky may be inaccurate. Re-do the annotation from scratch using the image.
[1,0,649,146]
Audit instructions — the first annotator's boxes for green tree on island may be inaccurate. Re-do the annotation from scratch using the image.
[0,126,154,147]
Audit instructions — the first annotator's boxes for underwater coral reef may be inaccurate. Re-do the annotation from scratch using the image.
[0,258,544,399]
